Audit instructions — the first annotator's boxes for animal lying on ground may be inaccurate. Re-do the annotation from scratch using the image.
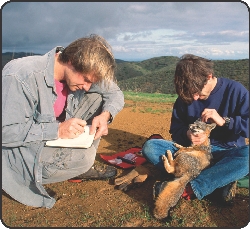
[153,119,216,219]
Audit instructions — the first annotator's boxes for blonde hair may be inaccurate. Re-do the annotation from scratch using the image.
[59,34,116,85]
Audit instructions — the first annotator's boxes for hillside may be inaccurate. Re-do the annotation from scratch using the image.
[2,52,41,69]
[116,57,249,94]
[2,52,249,93]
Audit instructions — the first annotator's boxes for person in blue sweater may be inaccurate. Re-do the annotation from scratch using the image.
[142,54,249,204]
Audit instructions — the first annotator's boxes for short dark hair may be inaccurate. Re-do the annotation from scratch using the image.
[174,54,214,104]
[58,34,116,84]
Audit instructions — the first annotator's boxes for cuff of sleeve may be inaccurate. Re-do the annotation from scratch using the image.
[102,110,113,124]
[228,117,234,130]
[108,114,113,124]
[102,106,118,123]
[42,122,59,140]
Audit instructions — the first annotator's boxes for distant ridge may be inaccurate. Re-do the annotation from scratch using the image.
[2,52,41,68]
[115,56,249,94]
[115,59,128,63]
[2,52,249,94]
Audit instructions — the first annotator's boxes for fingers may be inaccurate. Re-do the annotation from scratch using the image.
[93,126,108,140]
[187,129,207,145]
[68,119,86,138]
[74,119,87,131]
[58,118,87,139]
[69,130,82,139]
[89,120,97,135]
[72,130,82,138]
[191,133,206,145]
[89,115,108,139]
[201,108,215,122]
[201,108,224,125]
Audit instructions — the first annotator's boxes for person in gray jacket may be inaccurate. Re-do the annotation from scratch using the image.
[2,34,124,208]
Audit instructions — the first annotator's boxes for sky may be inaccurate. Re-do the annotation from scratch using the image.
[1,2,249,61]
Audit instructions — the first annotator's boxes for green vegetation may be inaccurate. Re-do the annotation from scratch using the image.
[117,57,249,94]
[123,91,176,114]
[214,59,249,89]
[116,56,179,94]
[123,91,178,103]
[2,52,249,93]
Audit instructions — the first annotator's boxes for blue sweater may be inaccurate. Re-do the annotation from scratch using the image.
[170,78,249,148]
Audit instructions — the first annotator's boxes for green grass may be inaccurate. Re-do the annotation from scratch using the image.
[138,107,172,114]
[123,91,178,103]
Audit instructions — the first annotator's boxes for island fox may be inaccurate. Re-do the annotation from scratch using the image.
[153,119,216,219]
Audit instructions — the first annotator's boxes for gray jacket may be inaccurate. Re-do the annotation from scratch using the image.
[2,47,124,208]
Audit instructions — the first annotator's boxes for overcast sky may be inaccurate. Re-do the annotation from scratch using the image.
[2,2,249,61]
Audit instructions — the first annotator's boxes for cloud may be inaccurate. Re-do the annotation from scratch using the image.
[2,2,249,60]
[166,30,249,44]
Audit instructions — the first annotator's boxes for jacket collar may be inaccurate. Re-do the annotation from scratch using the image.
[44,47,60,88]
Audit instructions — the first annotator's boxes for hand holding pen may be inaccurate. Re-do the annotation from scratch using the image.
[58,118,87,139]
[58,111,111,140]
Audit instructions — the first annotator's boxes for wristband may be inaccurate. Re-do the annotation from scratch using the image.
[223,117,230,127]
[102,111,113,123]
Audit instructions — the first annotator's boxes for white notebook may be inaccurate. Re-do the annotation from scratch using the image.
[46,125,95,148]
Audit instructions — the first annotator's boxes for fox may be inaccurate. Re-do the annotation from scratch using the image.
[153,119,216,219]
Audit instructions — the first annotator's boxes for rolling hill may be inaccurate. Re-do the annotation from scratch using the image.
[2,52,249,94]
[115,56,249,94]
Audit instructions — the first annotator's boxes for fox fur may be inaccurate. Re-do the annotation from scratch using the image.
[153,120,216,219]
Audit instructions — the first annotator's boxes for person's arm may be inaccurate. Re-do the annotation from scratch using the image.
[88,81,125,139]
[228,90,249,138]
[2,74,58,148]
[169,97,192,146]
[92,81,125,121]
[201,90,249,138]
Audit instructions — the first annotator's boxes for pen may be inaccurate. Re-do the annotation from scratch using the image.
[65,108,74,118]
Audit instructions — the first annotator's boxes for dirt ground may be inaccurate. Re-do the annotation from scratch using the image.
[2,100,249,227]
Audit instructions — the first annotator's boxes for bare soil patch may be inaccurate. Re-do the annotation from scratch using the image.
[2,100,249,227]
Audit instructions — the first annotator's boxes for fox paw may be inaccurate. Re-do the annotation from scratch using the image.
[174,143,184,148]
[162,155,167,161]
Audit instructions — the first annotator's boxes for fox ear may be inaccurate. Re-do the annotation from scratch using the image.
[209,123,216,130]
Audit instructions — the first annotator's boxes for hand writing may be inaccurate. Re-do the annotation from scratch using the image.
[58,118,87,139]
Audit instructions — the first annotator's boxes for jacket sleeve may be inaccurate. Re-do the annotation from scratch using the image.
[89,81,125,121]
[169,97,191,146]
[2,74,58,148]
[229,89,249,138]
